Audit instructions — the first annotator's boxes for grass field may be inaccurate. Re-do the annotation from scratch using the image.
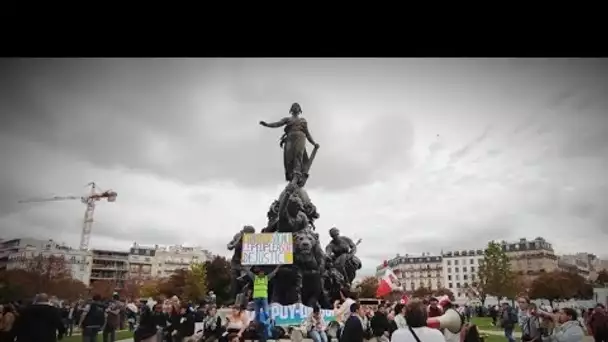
[63,330,134,342]
[482,334,505,342]
[472,316,521,332]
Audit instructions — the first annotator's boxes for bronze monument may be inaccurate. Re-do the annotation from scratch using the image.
[228,102,362,309]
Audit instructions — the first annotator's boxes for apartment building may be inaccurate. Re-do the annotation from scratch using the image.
[155,245,211,277]
[1,238,93,285]
[0,238,48,270]
[441,249,484,302]
[90,249,129,289]
[502,237,558,282]
[376,253,443,291]
[128,244,156,279]
[559,254,592,279]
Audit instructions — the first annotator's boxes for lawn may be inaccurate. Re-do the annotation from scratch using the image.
[482,334,505,342]
[63,330,133,342]
[472,316,521,332]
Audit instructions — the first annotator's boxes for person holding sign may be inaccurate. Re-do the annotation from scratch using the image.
[243,265,281,323]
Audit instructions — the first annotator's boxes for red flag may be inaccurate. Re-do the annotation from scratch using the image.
[376,268,402,298]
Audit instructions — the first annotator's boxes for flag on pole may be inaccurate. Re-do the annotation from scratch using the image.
[376,267,403,298]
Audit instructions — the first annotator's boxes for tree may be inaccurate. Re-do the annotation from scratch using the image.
[90,280,115,299]
[139,278,162,299]
[183,262,207,303]
[121,277,145,300]
[0,270,30,301]
[22,254,72,295]
[357,277,379,298]
[51,278,88,302]
[205,256,231,304]
[160,269,189,299]
[477,241,514,302]
[434,287,455,301]
[411,286,433,299]
[528,270,591,306]
[595,270,608,285]
[502,271,527,300]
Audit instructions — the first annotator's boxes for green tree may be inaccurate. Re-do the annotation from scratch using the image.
[204,256,232,304]
[357,276,379,298]
[477,241,514,302]
[184,262,207,302]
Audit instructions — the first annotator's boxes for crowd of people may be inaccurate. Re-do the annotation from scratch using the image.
[484,298,608,342]
[1,288,608,342]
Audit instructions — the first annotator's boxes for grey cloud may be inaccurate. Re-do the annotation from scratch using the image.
[0,59,416,191]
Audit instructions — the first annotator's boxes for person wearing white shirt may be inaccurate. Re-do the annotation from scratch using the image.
[391,300,445,342]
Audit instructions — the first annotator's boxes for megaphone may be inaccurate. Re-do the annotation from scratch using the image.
[426,308,464,334]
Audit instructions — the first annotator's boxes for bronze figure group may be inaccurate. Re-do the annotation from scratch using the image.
[228,103,362,309]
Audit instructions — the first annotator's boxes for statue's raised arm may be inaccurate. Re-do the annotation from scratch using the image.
[259,117,289,128]
[260,102,319,185]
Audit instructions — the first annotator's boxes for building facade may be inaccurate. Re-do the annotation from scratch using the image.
[155,245,211,277]
[502,237,558,283]
[376,253,443,291]
[90,249,129,289]
[559,253,592,279]
[1,238,93,285]
[128,243,212,278]
[128,244,156,280]
[441,249,485,303]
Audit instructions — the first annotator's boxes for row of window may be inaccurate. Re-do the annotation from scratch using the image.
[447,282,469,289]
[448,274,476,281]
[446,266,476,273]
[446,259,477,266]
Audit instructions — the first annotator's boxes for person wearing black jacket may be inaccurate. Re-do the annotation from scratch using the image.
[175,303,196,342]
[134,302,158,342]
[371,305,391,342]
[340,302,364,342]
[13,293,66,342]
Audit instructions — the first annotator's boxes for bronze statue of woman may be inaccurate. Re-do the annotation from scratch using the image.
[260,103,319,185]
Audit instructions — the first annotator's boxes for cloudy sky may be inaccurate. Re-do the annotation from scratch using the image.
[1,58,607,276]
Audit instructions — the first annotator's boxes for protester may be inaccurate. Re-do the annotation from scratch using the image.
[243,265,281,323]
[427,297,442,318]
[134,301,158,342]
[13,293,66,342]
[588,304,608,342]
[391,299,445,342]
[340,302,365,342]
[0,303,16,342]
[203,306,223,342]
[549,308,585,342]
[500,301,519,342]
[306,305,328,342]
[104,293,123,342]
[393,303,408,330]
[175,302,196,342]
[371,304,391,342]
[220,305,249,342]
[66,302,77,337]
[79,294,107,342]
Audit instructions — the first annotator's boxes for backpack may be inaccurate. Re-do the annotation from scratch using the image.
[83,302,106,328]
[507,309,518,325]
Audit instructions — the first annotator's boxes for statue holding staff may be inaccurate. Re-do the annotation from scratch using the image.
[260,102,320,187]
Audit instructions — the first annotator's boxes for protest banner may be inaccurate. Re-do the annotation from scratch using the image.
[241,233,293,265]
[220,303,335,326]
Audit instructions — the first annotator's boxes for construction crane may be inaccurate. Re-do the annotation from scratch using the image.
[18,182,117,250]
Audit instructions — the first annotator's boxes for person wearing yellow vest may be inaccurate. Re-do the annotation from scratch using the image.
[244,265,281,322]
